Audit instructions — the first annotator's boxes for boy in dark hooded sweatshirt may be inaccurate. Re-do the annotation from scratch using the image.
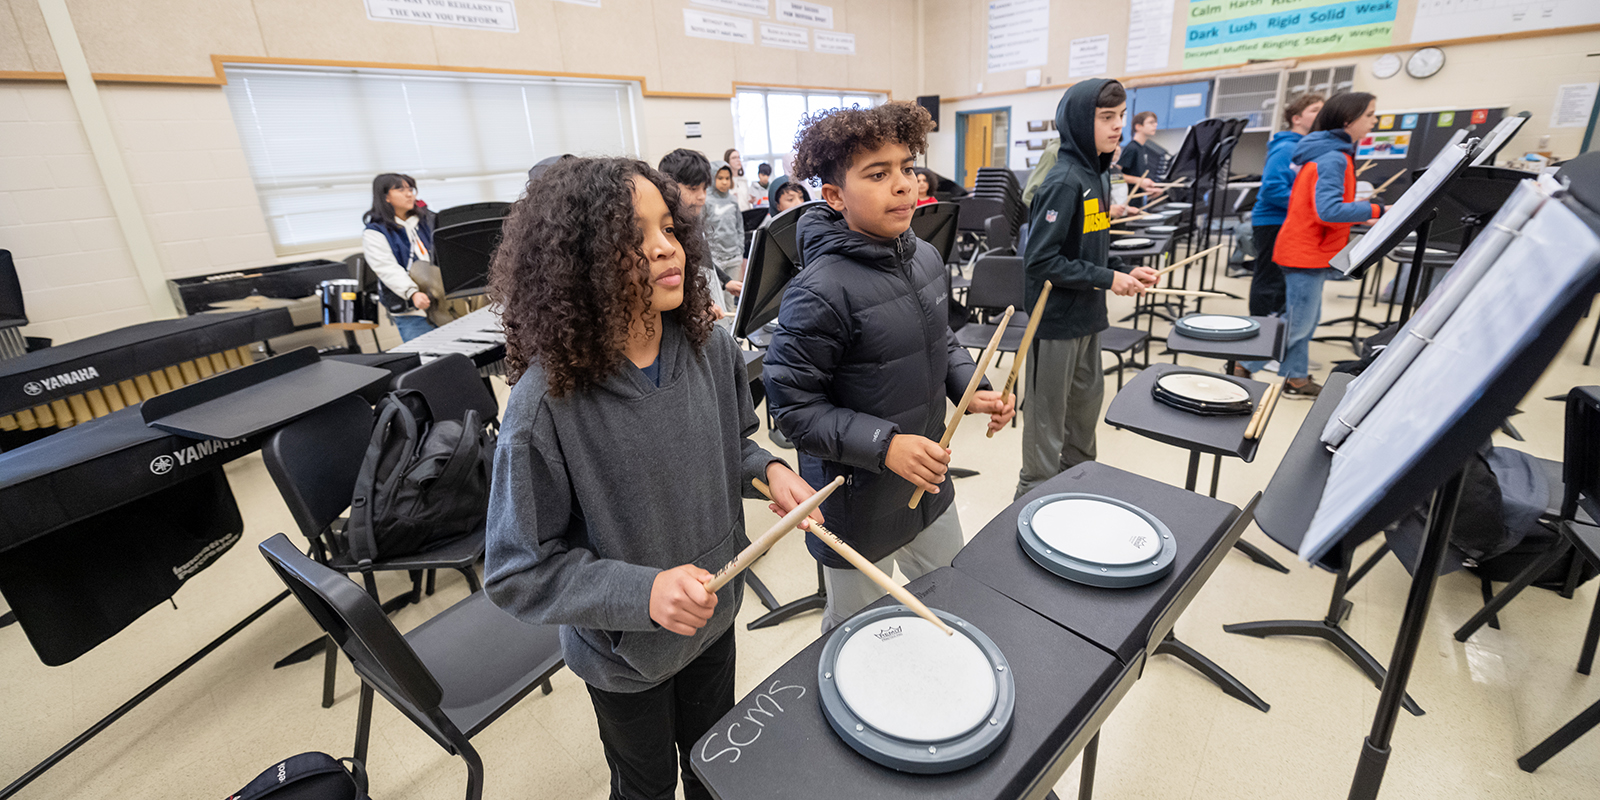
[1016,79,1158,498]
[764,102,1015,631]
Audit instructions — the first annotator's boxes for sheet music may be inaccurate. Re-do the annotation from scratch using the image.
[1337,138,1473,276]
[1471,115,1528,166]
[1301,191,1600,563]
[1320,179,1545,448]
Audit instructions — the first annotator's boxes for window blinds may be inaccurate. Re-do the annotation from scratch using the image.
[222,65,640,253]
[732,88,880,180]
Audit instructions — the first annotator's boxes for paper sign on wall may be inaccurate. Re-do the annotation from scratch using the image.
[554,0,601,6]
[1183,0,1396,69]
[814,31,855,55]
[1437,111,1455,127]
[684,9,754,43]
[761,23,809,50]
[1357,131,1410,160]
[1551,83,1599,129]
[1069,35,1109,79]
[364,0,518,32]
[686,122,703,138]
[1400,113,1418,130]
[987,0,1050,73]
[1125,0,1173,73]
[778,1,833,28]
[1173,93,1203,109]
[692,0,770,15]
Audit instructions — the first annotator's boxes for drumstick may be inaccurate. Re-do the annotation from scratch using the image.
[1111,230,1139,236]
[1258,380,1286,437]
[910,305,1014,509]
[1356,160,1375,176]
[1110,213,1161,225]
[1369,170,1405,198]
[1144,288,1228,298]
[753,479,956,636]
[1243,381,1279,440]
[704,476,844,593]
[1154,244,1226,278]
[989,285,1052,439]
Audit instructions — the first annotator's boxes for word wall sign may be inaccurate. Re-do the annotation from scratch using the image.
[364,0,518,32]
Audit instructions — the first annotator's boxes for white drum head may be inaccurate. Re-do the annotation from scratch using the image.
[833,615,997,742]
[1156,373,1250,404]
[1186,314,1253,331]
[1112,237,1153,248]
[1030,498,1162,566]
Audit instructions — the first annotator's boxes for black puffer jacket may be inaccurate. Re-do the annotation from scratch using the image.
[764,206,985,568]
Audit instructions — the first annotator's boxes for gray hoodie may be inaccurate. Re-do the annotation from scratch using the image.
[703,160,745,276]
[485,319,779,692]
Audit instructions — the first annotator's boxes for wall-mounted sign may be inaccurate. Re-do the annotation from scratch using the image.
[686,122,703,139]
[814,30,855,55]
[692,0,770,16]
[1069,35,1109,79]
[684,9,754,43]
[987,0,1050,73]
[761,23,809,50]
[364,0,518,32]
[778,1,833,28]
[1183,0,1396,69]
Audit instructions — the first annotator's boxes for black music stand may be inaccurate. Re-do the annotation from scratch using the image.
[910,201,960,265]
[1470,111,1529,167]
[433,216,506,299]
[1246,185,1600,800]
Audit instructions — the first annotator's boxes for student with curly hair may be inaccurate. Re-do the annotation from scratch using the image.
[483,157,819,800]
[764,102,1014,631]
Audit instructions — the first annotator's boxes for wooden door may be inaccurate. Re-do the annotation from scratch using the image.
[961,113,994,187]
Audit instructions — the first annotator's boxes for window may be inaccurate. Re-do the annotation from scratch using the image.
[222,65,641,254]
[732,88,882,181]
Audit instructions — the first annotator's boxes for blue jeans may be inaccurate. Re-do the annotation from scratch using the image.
[392,314,436,342]
[1243,267,1331,379]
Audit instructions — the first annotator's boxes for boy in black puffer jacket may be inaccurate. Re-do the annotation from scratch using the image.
[1016,79,1158,499]
[764,102,1015,631]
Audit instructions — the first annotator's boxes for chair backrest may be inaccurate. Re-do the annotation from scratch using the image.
[393,353,499,424]
[261,394,374,542]
[1562,386,1600,522]
[435,202,511,229]
[955,197,1005,234]
[259,533,463,753]
[966,255,1026,312]
[983,215,1013,254]
[0,250,25,323]
[344,253,377,293]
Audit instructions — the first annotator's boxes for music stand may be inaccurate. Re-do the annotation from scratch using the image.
[910,201,960,264]
[731,203,811,342]
[1470,111,1530,167]
[433,217,505,299]
[1253,181,1600,799]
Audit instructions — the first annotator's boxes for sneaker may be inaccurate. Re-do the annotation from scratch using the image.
[1282,378,1322,399]
[1232,364,1252,379]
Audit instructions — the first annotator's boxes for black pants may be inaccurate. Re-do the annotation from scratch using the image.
[1248,223,1286,318]
[586,630,737,800]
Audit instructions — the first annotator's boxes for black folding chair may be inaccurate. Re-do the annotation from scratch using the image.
[393,353,499,427]
[262,394,487,707]
[260,533,563,800]
[953,255,1029,359]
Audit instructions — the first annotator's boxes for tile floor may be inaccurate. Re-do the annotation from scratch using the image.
[3,262,1598,799]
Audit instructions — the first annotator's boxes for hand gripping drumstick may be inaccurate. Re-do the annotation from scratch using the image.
[1154,243,1227,278]
[909,305,1015,509]
[704,476,844,592]
[753,479,956,636]
[988,284,1052,439]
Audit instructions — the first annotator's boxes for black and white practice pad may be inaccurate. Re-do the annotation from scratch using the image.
[1173,313,1261,341]
[1151,371,1254,416]
[818,606,1015,774]
[1111,237,1154,249]
[1017,493,1178,588]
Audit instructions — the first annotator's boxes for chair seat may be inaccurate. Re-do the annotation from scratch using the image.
[1568,521,1600,566]
[956,313,1029,353]
[328,528,486,573]
[405,591,565,739]
[1101,326,1149,353]
[1536,456,1598,525]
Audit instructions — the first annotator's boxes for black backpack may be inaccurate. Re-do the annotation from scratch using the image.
[228,753,368,800]
[347,389,493,566]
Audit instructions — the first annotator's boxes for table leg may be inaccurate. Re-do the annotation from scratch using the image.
[1077,733,1098,800]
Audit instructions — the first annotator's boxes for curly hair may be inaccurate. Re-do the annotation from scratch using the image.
[489,157,714,395]
[792,102,934,186]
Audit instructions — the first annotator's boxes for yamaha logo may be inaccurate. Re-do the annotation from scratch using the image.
[23,381,42,396]
[873,625,903,642]
[150,455,175,475]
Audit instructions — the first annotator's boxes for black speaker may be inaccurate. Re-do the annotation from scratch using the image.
[917,95,940,132]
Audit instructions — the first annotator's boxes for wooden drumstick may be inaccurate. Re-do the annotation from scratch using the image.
[1154,244,1226,278]
[753,479,956,636]
[1369,170,1404,198]
[1254,381,1286,440]
[1109,212,1160,226]
[1356,159,1374,176]
[1144,288,1228,298]
[910,305,1014,509]
[1243,382,1276,440]
[989,284,1052,439]
[704,476,843,593]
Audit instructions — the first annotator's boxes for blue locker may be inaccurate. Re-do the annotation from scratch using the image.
[1127,85,1169,143]
[1165,81,1212,129]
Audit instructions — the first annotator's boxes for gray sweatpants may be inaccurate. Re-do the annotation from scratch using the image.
[1015,333,1103,500]
[821,505,964,632]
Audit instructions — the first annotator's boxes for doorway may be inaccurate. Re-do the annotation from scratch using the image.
[955,108,1011,188]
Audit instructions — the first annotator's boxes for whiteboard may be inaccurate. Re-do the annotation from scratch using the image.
[1412,0,1600,42]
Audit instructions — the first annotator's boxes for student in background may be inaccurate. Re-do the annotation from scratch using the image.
[723,148,751,211]
[1016,79,1158,498]
[750,162,773,207]
[659,149,741,317]
[1117,111,1166,203]
[1238,92,1385,398]
[913,167,939,206]
[705,159,746,287]
[764,102,1014,631]
[757,175,811,229]
[1244,93,1325,322]
[361,172,437,342]
[485,156,817,800]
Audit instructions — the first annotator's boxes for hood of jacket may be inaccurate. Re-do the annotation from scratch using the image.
[1268,130,1303,152]
[1293,130,1354,165]
[707,160,736,204]
[1055,78,1117,175]
[796,205,918,273]
[766,174,810,215]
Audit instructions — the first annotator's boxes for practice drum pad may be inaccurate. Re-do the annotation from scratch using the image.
[819,606,1014,774]
[1111,237,1153,249]
[1016,493,1177,588]
[1152,371,1254,416]
[1173,313,1260,341]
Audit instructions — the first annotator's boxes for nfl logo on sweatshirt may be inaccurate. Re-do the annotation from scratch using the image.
[1045,210,1058,223]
